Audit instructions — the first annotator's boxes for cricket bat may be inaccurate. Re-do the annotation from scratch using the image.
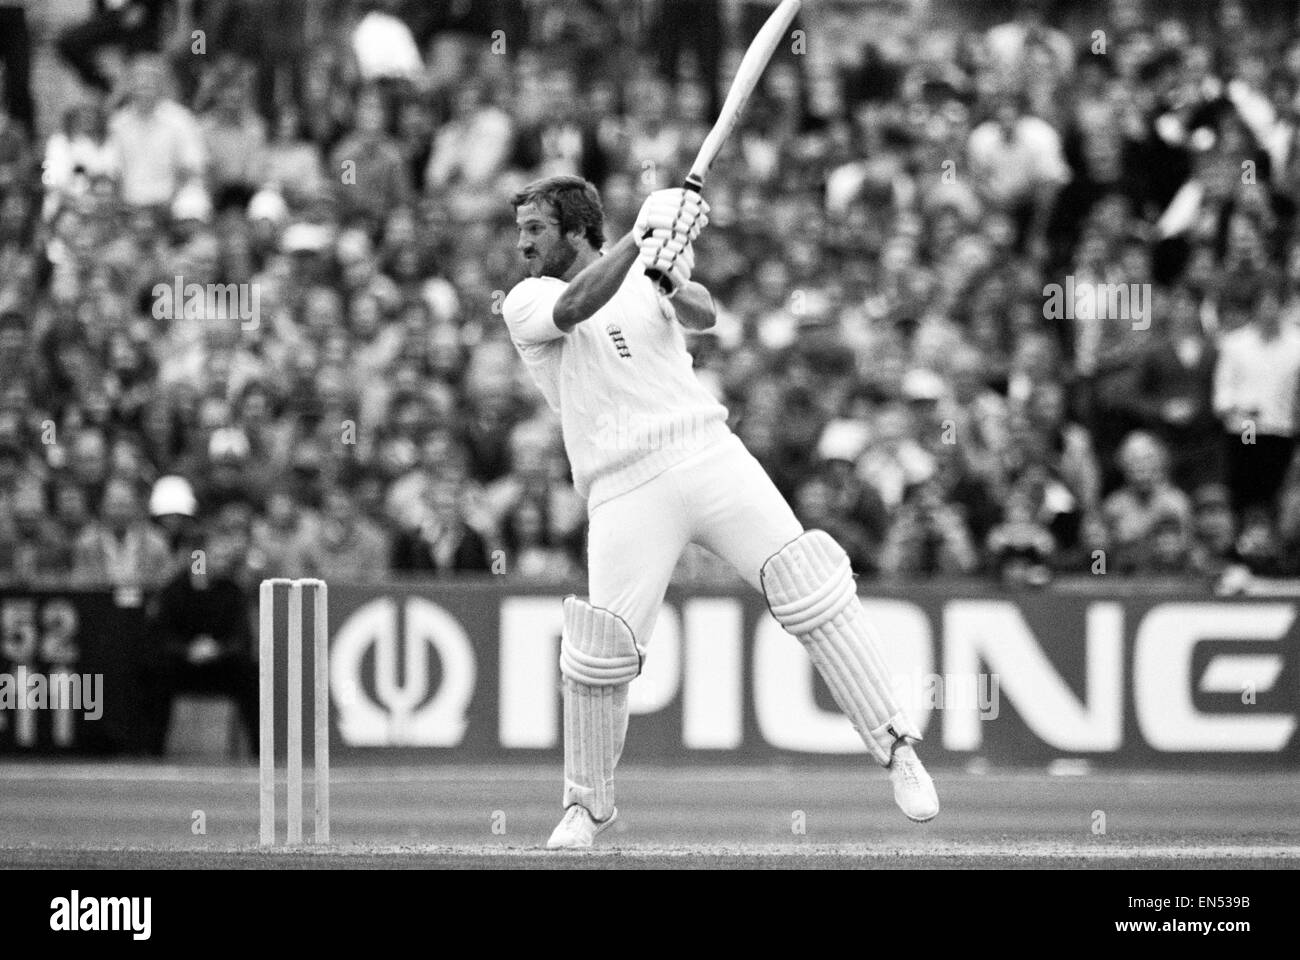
[645,0,803,292]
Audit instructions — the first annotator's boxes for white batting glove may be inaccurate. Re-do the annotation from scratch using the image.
[639,232,695,296]
[634,188,710,243]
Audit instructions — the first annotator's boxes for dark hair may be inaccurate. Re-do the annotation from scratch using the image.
[503,493,555,552]
[510,176,605,249]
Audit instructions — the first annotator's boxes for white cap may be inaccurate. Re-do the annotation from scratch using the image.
[149,475,197,517]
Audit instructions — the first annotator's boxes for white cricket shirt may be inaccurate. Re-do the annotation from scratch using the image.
[502,266,730,507]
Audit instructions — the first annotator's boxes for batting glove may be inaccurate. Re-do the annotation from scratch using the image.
[638,232,695,296]
[634,188,710,243]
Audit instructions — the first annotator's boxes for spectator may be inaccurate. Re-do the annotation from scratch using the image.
[986,481,1056,587]
[967,90,1071,255]
[1101,432,1192,574]
[424,78,514,191]
[41,104,118,215]
[1188,482,1247,582]
[250,482,319,578]
[329,84,411,228]
[942,344,1009,487]
[792,472,874,574]
[1022,381,1101,516]
[385,427,471,528]
[984,0,1074,87]
[1213,274,1300,518]
[392,473,493,575]
[500,494,581,580]
[108,54,205,209]
[1138,511,1195,576]
[72,476,172,588]
[482,421,584,543]
[1127,286,1221,490]
[818,455,891,576]
[196,60,267,210]
[140,516,258,756]
[263,106,328,210]
[880,478,979,578]
[1235,504,1287,576]
[148,473,200,577]
[856,404,935,513]
[137,394,185,475]
[188,427,263,516]
[66,429,110,505]
[0,479,73,583]
[302,486,390,581]
[51,476,93,549]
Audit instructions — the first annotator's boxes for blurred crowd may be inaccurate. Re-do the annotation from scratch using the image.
[3,0,1300,594]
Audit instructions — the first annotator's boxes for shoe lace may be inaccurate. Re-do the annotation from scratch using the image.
[892,750,923,785]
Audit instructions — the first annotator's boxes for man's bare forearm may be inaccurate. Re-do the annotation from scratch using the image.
[670,281,716,330]
[553,231,640,332]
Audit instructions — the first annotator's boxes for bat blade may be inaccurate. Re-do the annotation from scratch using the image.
[686,0,802,189]
[645,0,802,293]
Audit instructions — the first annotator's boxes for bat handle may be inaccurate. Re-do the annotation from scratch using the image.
[644,174,706,294]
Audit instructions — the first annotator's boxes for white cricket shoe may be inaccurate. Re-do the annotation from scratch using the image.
[889,743,940,822]
[546,805,618,850]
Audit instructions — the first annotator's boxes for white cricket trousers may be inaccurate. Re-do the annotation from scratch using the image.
[587,433,803,648]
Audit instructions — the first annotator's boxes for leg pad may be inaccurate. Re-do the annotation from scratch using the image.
[762,531,921,765]
[559,597,641,819]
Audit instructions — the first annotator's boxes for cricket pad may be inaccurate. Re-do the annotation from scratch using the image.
[761,530,920,765]
[558,597,643,820]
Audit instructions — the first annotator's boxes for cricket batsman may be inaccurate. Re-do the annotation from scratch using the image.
[502,176,939,849]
